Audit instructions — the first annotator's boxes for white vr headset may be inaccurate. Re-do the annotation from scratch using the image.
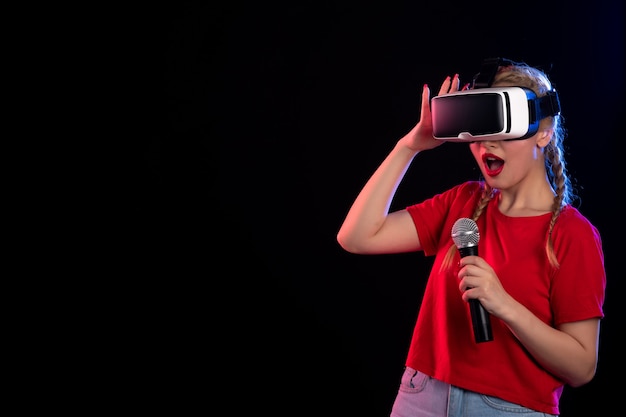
[431,58,561,142]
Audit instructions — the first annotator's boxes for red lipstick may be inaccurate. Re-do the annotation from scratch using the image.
[482,153,504,176]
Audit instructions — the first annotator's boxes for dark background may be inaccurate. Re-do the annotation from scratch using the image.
[129,1,623,415]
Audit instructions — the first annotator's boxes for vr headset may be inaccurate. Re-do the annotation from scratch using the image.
[431,58,561,142]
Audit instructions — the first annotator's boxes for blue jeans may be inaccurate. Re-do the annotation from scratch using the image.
[390,367,557,417]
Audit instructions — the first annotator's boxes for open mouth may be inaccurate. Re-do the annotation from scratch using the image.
[482,153,504,176]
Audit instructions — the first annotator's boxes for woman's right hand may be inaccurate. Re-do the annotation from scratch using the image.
[401,74,465,152]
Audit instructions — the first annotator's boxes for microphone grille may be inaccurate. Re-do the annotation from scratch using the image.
[451,218,480,248]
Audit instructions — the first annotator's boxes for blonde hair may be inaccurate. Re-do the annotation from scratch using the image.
[440,61,576,270]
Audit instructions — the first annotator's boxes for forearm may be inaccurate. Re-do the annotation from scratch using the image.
[501,299,599,387]
[336,140,419,253]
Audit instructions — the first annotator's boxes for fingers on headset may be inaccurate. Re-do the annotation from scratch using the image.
[438,76,451,95]
[452,74,460,90]
[440,74,462,95]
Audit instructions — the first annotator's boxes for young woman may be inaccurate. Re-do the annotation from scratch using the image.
[336,59,606,416]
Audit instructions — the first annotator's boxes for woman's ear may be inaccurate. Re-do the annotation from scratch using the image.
[536,129,553,148]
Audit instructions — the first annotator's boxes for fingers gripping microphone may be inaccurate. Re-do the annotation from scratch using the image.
[451,218,493,343]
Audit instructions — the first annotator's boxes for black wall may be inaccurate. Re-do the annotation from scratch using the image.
[129,1,624,415]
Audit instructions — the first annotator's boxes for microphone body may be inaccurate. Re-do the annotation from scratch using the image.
[451,218,493,343]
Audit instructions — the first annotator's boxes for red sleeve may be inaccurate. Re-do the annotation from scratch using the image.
[550,206,606,325]
[406,181,482,257]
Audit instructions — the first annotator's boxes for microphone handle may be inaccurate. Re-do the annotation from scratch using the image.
[458,246,493,343]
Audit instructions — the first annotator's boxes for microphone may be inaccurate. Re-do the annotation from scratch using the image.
[451,218,493,343]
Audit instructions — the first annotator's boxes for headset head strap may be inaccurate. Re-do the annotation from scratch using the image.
[472,57,515,89]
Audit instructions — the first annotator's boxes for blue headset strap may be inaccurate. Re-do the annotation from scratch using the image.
[536,90,561,120]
